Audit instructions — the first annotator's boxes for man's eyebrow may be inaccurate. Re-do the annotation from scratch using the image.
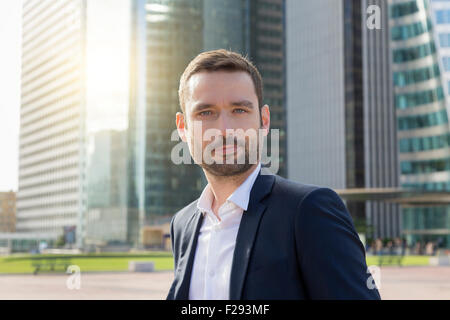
[192,103,215,112]
[231,100,254,108]
[191,100,254,112]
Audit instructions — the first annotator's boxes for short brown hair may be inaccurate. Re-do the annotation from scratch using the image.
[178,49,263,113]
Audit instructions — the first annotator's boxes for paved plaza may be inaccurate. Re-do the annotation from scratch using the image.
[0,266,449,300]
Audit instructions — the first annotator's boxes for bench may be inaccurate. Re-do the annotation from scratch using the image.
[31,257,72,275]
[128,261,155,272]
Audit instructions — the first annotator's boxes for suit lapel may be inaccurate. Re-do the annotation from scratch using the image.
[229,172,275,300]
[174,208,204,300]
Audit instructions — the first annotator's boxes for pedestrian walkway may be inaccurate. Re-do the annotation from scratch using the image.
[0,267,448,299]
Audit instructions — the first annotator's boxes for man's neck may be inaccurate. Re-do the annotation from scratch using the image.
[204,163,259,217]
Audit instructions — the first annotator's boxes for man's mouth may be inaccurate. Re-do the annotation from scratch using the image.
[214,145,237,156]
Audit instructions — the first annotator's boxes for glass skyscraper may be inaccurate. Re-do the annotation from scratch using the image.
[389,0,450,247]
[430,0,450,110]
[287,0,401,240]
[82,0,134,248]
[17,0,85,243]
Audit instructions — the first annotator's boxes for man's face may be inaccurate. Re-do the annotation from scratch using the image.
[176,71,270,176]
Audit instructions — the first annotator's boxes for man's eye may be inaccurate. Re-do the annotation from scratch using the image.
[234,108,246,113]
[199,111,212,116]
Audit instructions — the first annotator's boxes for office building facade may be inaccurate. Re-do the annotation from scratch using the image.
[390,0,450,247]
[430,0,450,99]
[17,0,85,241]
[286,0,401,239]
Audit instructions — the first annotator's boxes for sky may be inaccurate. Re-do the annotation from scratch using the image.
[0,1,21,192]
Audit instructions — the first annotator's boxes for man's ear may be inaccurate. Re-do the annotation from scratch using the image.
[176,112,187,142]
[260,104,270,136]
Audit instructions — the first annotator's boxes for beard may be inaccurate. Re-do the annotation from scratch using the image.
[199,135,259,177]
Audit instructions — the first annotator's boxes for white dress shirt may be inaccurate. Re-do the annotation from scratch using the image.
[188,162,262,300]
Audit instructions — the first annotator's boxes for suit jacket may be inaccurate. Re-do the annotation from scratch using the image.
[166,170,381,300]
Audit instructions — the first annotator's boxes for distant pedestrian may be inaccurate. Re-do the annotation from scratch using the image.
[425,242,434,256]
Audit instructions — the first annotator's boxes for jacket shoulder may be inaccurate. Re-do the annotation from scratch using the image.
[271,174,328,206]
[171,198,199,227]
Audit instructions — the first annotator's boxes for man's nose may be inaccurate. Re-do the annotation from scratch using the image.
[216,113,235,136]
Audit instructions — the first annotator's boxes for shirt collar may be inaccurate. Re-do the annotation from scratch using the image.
[197,162,261,215]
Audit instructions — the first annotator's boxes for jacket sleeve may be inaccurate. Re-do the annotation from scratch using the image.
[170,214,177,275]
[166,215,177,300]
[294,187,381,300]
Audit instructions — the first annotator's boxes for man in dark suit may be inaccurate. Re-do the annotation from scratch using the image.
[167,49,381,300]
